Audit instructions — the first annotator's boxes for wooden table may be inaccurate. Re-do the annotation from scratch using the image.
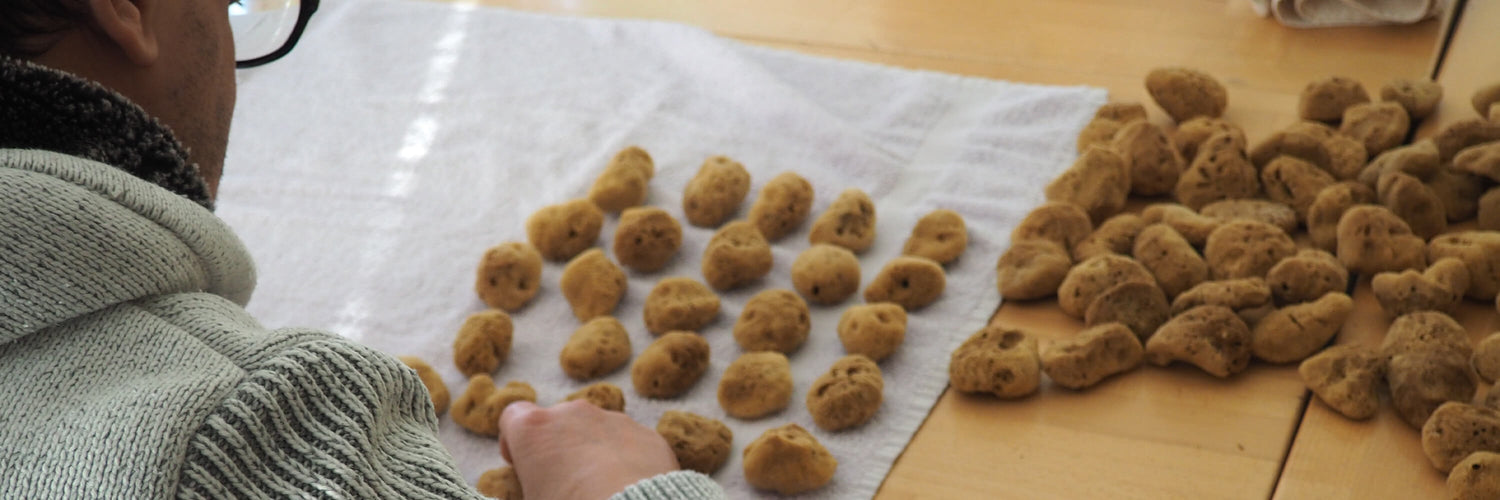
[467,1,1493,497]
[1274,2,1500,498]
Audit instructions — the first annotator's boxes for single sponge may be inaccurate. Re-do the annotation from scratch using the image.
[631,332,710,398]
[949,324,1041,398]
[701,220,773,290]
[453,310,514,377]
[901,208,968,264]
[742,424,837,495]
[558,316,632,380]
[474,242,543,311]
[563,382,625,412]
[808,188,877,253]
[682,155,751,227]
[525,198,604,261]
[863,256,946,310]
[657,410,733,475]
[451,376,536,437]
[791,244,862,305]
[475,466,522,499]
[717,351,794,419]
[558,249,626,321]
[612,207,682,272]
[733,289,811,353]
[587,145,654,212]
[836,303,907,362]
[1145,67,1228,122]
[806,355,884,431]
[1040,322,1144,390]
[642,277,720,335]
[749,172,815,241]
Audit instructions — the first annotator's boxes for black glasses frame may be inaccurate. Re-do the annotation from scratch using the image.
[234,0,321,69]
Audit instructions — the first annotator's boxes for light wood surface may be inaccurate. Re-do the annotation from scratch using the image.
[1416,0,1500,139]
[1273,2,1500,498]
[486,0,1441,143]
[879,300,1306,499]
[1272,279,1499,500]
[453,0,1469,497]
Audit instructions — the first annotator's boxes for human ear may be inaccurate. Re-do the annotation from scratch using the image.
[85,0,159,66]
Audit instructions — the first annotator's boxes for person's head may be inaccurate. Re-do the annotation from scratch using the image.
[3,0,237,195]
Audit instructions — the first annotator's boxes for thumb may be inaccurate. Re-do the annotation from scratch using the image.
[498,401,540,462]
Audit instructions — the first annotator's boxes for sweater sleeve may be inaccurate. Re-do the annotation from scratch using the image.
[173,332,486,500]
[609,471,729,500]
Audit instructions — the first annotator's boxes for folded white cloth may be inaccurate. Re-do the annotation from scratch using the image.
[217,0,1104,497]
[1247,0,1448,27]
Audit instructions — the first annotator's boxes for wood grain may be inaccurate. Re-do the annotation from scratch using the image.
[878,300,1305,499]
[437,0,1454,497]
[1416,0,1500,139]
[479,0,1442,144]
[1273,2,1500,497]
[1272,277,1500,500]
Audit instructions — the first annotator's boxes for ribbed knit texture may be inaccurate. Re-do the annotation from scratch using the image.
[0,149,726,499]
[1,61,728,499]
[0,149,254,344]
[0,149,483,498]
[175,334,484,500]
[609,471,728,500]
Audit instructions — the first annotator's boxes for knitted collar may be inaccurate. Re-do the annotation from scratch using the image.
[0,56,213,210]
[0,148,258,345]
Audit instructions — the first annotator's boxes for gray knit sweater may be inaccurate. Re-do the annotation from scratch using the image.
[0,59,725,499]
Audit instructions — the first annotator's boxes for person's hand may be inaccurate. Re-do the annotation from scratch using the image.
[499,400,680,500]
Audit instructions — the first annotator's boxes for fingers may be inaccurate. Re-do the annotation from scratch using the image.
[498,401,538,462]
[552,398,602,417]
[495,399,682,499]
[499,400,539,429]
[499,399,638,464]
[499,435,512,463]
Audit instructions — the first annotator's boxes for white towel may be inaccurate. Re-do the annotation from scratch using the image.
[217,0,1105,497]
[1247,0,1448,27]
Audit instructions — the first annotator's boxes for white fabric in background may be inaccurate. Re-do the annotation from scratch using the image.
[1247,0,1448,27]
[217,0,1105,498]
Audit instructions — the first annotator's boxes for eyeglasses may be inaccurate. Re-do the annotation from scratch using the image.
[231,0,320,69]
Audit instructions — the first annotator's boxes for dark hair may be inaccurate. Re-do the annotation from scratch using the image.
[0,0,88,57]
